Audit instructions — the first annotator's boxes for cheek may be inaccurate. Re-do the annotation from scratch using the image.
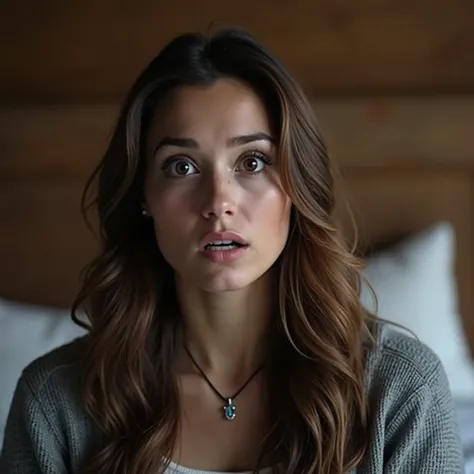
[146,187,195,245]
[246,186,291,233]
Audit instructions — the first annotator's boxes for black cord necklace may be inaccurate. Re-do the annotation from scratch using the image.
[184,344,264,421]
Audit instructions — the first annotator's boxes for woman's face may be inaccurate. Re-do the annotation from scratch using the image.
[144,79,291,292]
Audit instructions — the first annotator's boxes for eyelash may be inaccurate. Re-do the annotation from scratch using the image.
[161,156,198,176]
[241,151,273,175]
[161,151,273,177]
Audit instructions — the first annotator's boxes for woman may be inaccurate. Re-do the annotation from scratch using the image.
[0,27,463,474]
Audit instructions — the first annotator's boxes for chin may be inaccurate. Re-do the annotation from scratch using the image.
[198,275,253,293]
[190,264,264,291]
[194,265,274,293]
[172,255,277,294]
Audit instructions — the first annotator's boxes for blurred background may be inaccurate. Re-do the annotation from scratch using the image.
[2,1,474,305]
[1,1,474,465]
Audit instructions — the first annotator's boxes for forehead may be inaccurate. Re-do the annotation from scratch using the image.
[147,79,272,143]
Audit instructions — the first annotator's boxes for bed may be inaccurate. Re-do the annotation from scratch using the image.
[1,97,474,470]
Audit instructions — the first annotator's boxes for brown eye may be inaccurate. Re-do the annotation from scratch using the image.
[239,153,270,174]
[162,158,198,177]
[175,161,191,175]
[243,157,259,172]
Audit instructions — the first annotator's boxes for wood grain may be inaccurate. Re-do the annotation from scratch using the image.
[317,97,474,168]
[2,97,474,179]
[0,105,116,178]
[1,1,474,101]
[0,179,98,307]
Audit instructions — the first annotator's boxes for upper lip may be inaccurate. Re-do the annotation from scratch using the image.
[199,231,249,250]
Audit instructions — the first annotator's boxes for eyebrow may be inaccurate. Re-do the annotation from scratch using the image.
[153,132,274,156]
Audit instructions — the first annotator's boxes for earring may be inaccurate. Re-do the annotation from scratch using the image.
[141,209,148,217]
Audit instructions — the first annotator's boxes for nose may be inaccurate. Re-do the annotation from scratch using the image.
[200,172,237,220]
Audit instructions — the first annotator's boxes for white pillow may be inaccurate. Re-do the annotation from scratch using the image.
[0,298,87,447]
[360,222,474,399]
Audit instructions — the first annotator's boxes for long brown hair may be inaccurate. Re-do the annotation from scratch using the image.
[72,27,372,474]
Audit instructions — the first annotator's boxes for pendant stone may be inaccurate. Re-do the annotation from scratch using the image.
[223,398,236,420]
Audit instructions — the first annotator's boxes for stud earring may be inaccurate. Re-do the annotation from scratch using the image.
[141,209,148,217]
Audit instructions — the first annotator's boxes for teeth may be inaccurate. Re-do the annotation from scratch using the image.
[204,239,246,251]
[207,244,237,251]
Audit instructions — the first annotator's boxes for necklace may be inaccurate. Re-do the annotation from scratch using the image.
[184,344,264,421]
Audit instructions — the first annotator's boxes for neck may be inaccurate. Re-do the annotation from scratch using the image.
[175,273,274,378]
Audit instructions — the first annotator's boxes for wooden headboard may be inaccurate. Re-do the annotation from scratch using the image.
[1,98,473,355]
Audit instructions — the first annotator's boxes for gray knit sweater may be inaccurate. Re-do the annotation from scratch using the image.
[0,324,465,473]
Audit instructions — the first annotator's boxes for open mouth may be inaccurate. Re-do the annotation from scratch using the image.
[204,240,247,251]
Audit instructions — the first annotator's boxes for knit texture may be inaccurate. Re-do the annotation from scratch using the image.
[0,323,465,473]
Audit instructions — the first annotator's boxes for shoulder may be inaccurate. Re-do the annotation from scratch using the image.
[20,335,86,398]
[359,322,464,472]
[366,320,447,382]
[1,336,101,472]
[364,321,451,404]
[364,321,458,435]
[14,335,89,434]
[14,335,96,449]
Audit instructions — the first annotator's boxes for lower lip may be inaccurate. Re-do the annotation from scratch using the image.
[200,245,248,263]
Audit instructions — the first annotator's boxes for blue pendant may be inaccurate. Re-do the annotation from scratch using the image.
[223,398,236,420]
